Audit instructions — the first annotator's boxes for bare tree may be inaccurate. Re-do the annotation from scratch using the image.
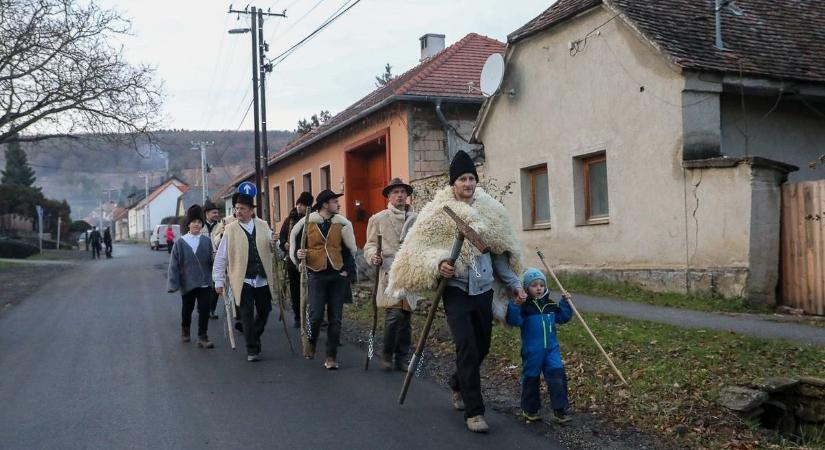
[0,0,164,145]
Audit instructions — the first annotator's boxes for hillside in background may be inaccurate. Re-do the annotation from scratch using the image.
[0,129,295,220]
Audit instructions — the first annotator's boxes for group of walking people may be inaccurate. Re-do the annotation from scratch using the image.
[86,226,112,259]
[165,150,574,433]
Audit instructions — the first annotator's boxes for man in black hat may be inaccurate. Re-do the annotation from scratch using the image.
[212,192,278,362]
[203,200,222,319]
[278,191,314,327]
[290,189,357,370]
[364,178,417,371]
[385,150,525,433]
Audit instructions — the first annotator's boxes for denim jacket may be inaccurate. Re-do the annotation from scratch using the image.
[446,252,521,295]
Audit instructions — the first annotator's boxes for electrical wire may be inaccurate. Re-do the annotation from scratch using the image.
[267,0,361,68]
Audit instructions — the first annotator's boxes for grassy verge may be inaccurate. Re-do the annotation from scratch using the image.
[0,261,20,269]
[557,274,773,314]
[345,285,825,449]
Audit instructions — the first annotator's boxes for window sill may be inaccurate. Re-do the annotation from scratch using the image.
[524,223,552,231]
[577,218,610,227]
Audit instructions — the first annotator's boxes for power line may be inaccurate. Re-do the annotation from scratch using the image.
[268,0,361,68]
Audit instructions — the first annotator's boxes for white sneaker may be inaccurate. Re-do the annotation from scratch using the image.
[465,415,489,433]
[247,354,262,362]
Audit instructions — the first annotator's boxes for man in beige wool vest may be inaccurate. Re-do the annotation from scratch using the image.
[363,178,417,371]
[212,193,277,362]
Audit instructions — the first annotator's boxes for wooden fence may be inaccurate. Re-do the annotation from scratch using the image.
[781,181,825,315]
[0,213,33,233]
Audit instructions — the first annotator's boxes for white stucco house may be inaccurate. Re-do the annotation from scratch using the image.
[473,0,825,308]
[128,178,189,239]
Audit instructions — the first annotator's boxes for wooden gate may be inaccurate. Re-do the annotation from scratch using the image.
[781,181,825,315]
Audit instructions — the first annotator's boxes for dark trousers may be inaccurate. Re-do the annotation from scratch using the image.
[208,288,219,315]
[307,271,349,359]
[181,287,211,337]
[166,239,173,254]
[287,264,301,323]
[382,308,411,366]
[239,284,272,355]
[104,243,112,258]
[91,244,101,259]
[444,286,494,419]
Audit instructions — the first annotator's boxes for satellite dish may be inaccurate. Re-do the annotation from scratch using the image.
[479,53,505,97]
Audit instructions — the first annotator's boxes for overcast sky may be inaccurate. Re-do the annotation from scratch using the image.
[97,0,554,132]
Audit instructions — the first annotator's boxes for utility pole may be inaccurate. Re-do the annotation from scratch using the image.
[258,8,274,225]
[191,141,214,205]
[228,5,285,220]
[139,173,151,239]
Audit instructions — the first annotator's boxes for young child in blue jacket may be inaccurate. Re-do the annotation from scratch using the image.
[507,268,574,423]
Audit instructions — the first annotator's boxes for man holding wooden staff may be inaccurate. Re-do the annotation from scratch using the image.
[363,177,417,372]
[387,151,526,433]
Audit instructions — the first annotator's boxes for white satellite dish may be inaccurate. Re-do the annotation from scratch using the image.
[479,53,505,97]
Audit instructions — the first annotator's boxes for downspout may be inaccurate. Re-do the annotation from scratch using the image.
[434,99,452,159]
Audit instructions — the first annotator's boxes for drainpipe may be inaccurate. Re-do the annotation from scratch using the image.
[434,99,452,159]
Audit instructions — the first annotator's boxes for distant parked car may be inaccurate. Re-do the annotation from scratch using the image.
[150,224,180,251]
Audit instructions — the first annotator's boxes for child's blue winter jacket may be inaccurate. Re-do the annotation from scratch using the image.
[506,292,573,351]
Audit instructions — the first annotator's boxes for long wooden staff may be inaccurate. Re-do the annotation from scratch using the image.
[364,234,382,370]
[222,290,236,350]
[536,250,628,386]
[399,231,465,404]
[271,256,295,354]
[299,208,312,358]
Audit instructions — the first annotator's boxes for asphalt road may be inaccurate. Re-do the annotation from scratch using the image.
[0,244,563,450]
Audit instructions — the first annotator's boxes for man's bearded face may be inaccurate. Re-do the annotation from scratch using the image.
[452,173,477,200]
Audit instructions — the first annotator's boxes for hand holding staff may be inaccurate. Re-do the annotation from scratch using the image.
[536,250,628,386]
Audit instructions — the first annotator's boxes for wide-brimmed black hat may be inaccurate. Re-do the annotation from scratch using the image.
[203,200,219,212]
[449,150,479,185]
[382,177,413,197]
[296,191,314,207]
[312,189,344,211]
[185,204,204,227]
[232,192,255,208]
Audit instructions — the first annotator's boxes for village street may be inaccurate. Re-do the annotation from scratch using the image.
[0,244,564,450]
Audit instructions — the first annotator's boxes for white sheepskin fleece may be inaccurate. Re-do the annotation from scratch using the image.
[386,185,522,320]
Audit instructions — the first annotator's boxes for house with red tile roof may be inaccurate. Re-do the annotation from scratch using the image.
[473,0,825,312]
[259,33,505,244]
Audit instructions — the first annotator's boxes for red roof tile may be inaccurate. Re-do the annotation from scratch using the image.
[270,33,505,163]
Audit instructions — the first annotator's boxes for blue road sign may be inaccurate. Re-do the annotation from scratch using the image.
[238,181,257,197]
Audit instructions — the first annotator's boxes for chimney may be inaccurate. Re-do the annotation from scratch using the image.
[419,33,445,61]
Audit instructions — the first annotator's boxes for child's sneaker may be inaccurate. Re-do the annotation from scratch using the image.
[551,408,571,424]
[521,410,542,422]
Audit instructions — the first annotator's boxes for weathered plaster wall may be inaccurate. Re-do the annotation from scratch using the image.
[408,103,481,180]
[478,7,757,297]
[721,95,825,182]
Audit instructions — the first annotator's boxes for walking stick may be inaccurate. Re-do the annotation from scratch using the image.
[536,250,628,386]
[299,208,312,358]
[271,257,296,354]
[222,289,236,350]
[364,234,382,370]
[399,206,491,405]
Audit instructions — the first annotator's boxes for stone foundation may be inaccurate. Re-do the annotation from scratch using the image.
[556,267,749,299]
[720,377,825,436]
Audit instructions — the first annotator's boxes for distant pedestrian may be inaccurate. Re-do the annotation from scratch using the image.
[103,227,113,258]
[212,193,278,362]
[165,225,175,254]
[84,230,90,251]
[507,268,573,424]
[277,191,314,327]
[89,226,102,259]
[167,205,215,349]
[203,201,222,319]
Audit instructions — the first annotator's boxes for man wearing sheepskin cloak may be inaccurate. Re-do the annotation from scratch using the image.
[290,189,357,370]
[386,150,526,433]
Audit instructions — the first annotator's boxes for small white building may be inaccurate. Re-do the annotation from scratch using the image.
[128,178,189,239]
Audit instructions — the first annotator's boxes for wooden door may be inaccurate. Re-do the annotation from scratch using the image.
[345,143,388,246]
[781,181,825,315]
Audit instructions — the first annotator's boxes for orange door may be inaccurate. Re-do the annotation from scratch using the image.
[345,144,387,246]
